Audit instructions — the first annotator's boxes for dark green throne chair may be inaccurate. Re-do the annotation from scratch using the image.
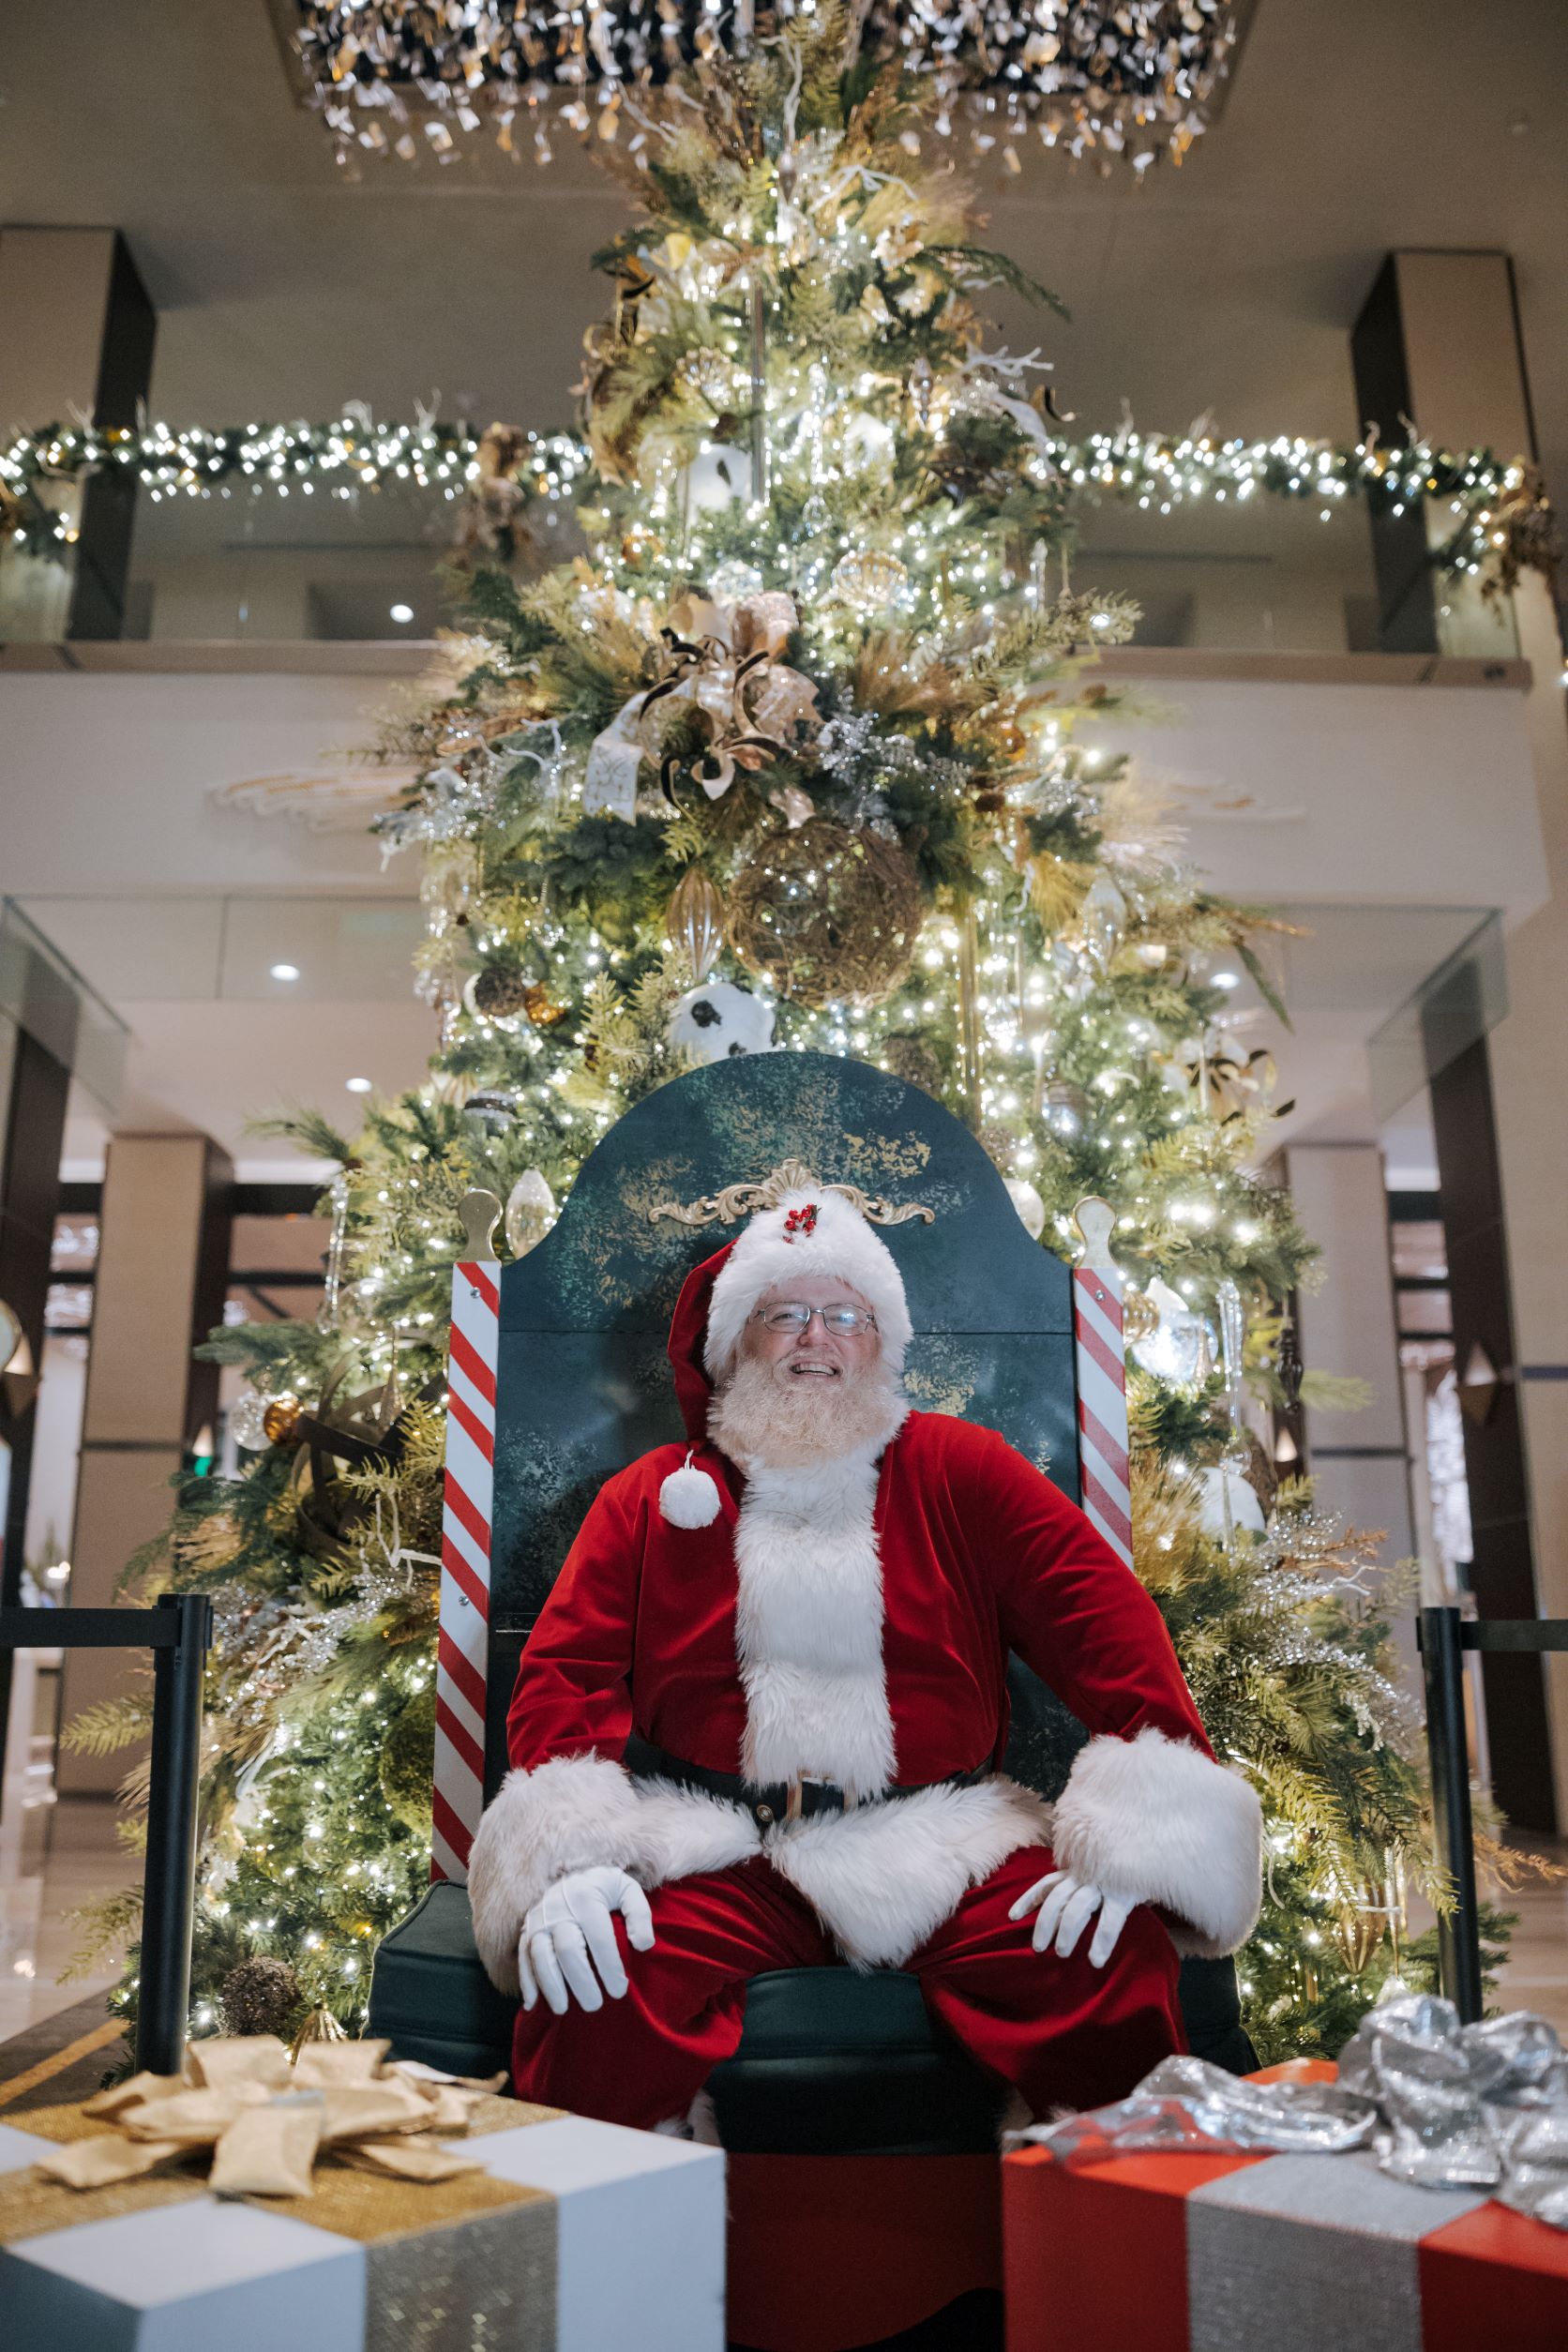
[369,1050,1256,2151]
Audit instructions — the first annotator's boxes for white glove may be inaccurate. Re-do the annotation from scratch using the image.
[1009,1869,1134,1968]
[519,1865,656,2016]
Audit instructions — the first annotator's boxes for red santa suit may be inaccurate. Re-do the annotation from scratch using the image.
[469,1190,1262,2129]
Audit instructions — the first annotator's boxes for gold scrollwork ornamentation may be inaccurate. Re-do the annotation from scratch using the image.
[649,1157,936,1230]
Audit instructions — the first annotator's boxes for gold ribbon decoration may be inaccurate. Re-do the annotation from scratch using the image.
[583,590,819,822]
[31,2035,508,2198]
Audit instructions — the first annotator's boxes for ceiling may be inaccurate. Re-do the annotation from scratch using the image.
[1,1,1564,519]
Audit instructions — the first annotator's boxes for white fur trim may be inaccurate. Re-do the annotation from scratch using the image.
[770,1777,1050,1968]
[1050,1727,1263,1958]
[733,1449,897,1794]
[467,1751,759,1993]
[660,1456,722,1528]
[704,1189,913,1380]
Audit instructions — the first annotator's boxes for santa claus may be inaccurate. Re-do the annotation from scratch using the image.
[469,1188,1261,2132]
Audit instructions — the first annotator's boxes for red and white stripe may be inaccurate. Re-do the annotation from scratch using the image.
[1072,1199,1133,1570]
[432,1256,500,1883]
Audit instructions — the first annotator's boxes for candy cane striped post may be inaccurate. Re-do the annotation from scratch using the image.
[1071,1196,1134,1570]
[431,1190,502,1885]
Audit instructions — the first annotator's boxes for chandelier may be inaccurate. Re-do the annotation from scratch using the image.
[274,2,1248,173]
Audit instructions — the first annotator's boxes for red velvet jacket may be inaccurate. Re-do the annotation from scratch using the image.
[507,1409,1210,1786]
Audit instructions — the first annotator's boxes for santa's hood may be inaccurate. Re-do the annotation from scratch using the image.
[668,1244,731,1443]
[666,1189,913,1442]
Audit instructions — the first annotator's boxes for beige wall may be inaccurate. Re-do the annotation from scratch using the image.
[59,1131,230,1794]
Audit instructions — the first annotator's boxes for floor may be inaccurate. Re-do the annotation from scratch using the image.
[1492,1859,1568,2035]
[0,1795,135,2044]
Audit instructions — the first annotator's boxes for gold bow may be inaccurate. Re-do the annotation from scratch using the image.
[34,2036,504,2197]
[583,591,819,821]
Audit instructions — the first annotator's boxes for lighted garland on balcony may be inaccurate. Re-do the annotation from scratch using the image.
[0,416,1553,603]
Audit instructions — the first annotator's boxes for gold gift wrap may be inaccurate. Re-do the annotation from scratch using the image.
[3,2046,572,2352]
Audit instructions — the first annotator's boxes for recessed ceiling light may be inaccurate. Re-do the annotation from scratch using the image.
[270,961,300,981]
[389,602,415,624]
[345,1076,373,1093]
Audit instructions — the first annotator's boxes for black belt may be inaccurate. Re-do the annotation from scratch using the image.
[623,1732,992,1833]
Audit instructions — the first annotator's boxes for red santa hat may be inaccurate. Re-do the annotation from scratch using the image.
[656,1188,913,1528]
[702,1187,913,1381]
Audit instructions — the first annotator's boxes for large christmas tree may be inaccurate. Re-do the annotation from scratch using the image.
[77,14,1440,2064]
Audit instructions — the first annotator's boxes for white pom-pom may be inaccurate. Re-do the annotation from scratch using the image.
[659,1457,722,1528]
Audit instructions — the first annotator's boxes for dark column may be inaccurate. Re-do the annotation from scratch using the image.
[0,227,157,642]
[1350,257,1440,656]
[68,234,158,641]
[1424,961,1555,1832]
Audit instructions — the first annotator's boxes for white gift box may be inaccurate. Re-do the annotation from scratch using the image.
[0,2105,724,2352]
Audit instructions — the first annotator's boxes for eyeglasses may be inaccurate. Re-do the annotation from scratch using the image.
[752,1302,878,1336]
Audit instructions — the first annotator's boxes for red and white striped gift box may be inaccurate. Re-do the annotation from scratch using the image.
[1003,2098,1568,2352]
[431,1249,500,1884]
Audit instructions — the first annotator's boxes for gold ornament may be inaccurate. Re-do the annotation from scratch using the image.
[665,866,727,982]
[831,548,910,615]
[290,2004,348,2057]
[728,820,925,1010]
[262,1394,302,1446]
[521,981,568,1028]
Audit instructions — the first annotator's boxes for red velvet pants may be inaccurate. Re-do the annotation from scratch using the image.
[511,1846,1184,2131]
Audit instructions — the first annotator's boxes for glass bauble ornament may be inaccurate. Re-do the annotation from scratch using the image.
[680,347,739,403]
[728,820,923,1010]
[505,1169,557,1257]
[708,558,764,603]
[229,1389,271,1452]
[665,867,727,984]
[831,548,909,615]
[1043,1079,1087,1140]
[1131,1277,1210,1387]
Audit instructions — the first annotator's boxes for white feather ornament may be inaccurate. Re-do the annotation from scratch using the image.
[659,1452,722,1528]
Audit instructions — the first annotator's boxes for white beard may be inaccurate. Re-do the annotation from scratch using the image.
[708,1355,907,1799]
[708,1353,907,1471]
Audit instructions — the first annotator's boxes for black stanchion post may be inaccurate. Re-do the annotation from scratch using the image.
[1420,1604,1484,2025]
[136,1591,212,2076]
